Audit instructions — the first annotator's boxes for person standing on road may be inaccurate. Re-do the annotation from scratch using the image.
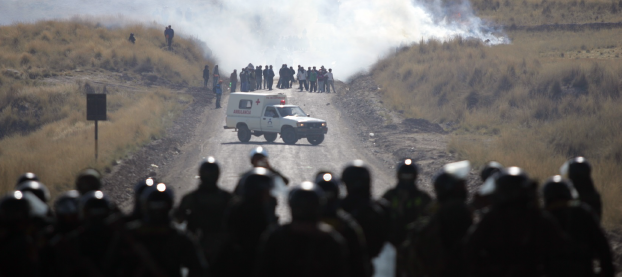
[240,68,248,92]
[248,66,256,92]
[230,70,238,92]
[277,64,286,89]
[256,66,263,91]
[289,66,295,88]
[318,66,326,93]
[212,65,220,90]
[128,33,136,44]
[309,67,318,92]
[297,67,307,92]
[215,80,223,108]
[326,68,336,93]
[203,65,210,88]
[263,66,269,89]
[267,65,275,90]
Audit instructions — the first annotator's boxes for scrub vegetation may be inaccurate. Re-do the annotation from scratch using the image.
[373,27,622,227]
[0,20,211,195]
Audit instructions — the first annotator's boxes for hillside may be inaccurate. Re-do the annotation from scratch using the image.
[0,20,214,195]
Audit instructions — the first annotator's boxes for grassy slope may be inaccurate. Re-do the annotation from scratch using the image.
[0,20,212,195]
[372,14,622,226]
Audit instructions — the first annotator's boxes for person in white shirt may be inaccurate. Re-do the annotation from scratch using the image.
[297,67,307,92]
[326,69,336,93]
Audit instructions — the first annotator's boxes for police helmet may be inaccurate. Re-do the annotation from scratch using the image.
[249,146,269,161]
[480,161,503,182]
[75,169,103,195]
[16,181,51,203]
[15,172,39,186]
[78,191,113,220]
[140,183,174,223]
[542,175,578,205]
[492,167,535,205]
[560,157,591,180]
[54,190,80,216]
[199,156,220,184]
[289,182,325,221]
[341,160,371,195]
[134,178,156,200]
[0,191,31,223]
[315,172,340,201]
[397,159,418,182]
[433,161,470,201]
[239,167,274,197]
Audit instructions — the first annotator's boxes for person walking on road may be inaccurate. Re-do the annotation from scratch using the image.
[326,69,336,93]
[230,70,238,92]
[203,65,210,89]
[309,67,318,92]
[215,80,223,108]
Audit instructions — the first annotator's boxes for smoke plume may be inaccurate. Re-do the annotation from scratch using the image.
[1,0,508,79]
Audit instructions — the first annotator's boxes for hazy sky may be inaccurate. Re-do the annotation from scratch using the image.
[0,0,507,78]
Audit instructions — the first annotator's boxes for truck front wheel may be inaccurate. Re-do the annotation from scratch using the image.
[237,125,251,142]
[281,127,298,145]
[264,132,277,143]
[307,134,324,145]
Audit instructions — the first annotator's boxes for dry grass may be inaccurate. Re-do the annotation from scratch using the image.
[0,20,208,197]
[471,0,622,25]
[372,28,622,228]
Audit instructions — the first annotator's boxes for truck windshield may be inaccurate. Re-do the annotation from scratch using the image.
[277,106,307,117]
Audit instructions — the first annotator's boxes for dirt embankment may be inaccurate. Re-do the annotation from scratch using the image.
[332,75,480,193]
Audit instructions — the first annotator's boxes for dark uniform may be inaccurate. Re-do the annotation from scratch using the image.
[464,167,567,277]
[0,191,39,277]
[230,70,238,92]
[267,66,275,90]
[341,160,391,260]
[255,182,349,277]
[543,176,614,277]
[203,66,210,88]
[211,168,278,277]
[174,157,233,263]
[256,66,263,90]
[110,184,208,277]
[562,157,602,221]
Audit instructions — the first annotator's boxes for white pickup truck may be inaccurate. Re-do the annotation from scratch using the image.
[224,92,328,145]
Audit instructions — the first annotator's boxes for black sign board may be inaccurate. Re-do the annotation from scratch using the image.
[86,94,107,121]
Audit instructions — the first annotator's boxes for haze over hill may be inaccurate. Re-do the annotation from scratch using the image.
[1,0,507,78]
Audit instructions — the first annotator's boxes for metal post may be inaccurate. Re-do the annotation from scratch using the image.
[95,120,98,161]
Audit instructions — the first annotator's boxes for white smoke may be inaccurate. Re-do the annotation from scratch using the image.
[1,0,508,79]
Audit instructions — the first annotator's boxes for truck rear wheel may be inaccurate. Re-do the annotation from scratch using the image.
[281,127,298,145]
[237,125,251,142]
[307,134,324,145]
[264,133,277,143]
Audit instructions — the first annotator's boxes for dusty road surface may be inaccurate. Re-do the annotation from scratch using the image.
[158,85,395,219]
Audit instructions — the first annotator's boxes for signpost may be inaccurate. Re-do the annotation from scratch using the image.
[86,94,107,161]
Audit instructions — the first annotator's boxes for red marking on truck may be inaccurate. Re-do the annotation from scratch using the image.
[233,110,251,114]
[256,99,261,105]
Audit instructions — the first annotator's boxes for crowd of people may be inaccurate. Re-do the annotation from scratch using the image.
[218,64,336,93]
[0,147,614,277]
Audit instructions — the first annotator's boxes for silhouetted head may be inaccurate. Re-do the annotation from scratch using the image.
[341,160,371,197]
[542,175,578,207]
[78,191,113,222]
[480,161,503,182]
[16,181,50,204]
[16,172,39,187]
[0,191,31,229]
[433,161,470,202]
[140,183,174,224]
[250,146,269,166]
[560,157,596,194]
[491,167,536,208]
[199,156,220,187]
[396,158,418,187]
[315,172,340,215]
[75,169,103,195]
[239,167,274,198]
[289,182,325,222]
[54,190,81,232]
